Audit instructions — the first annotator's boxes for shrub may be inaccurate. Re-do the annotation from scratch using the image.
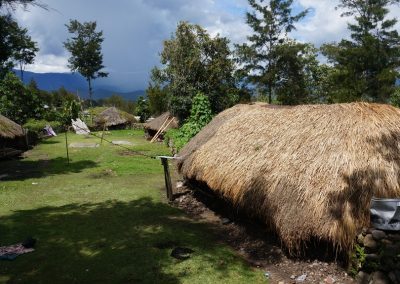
[166,93,212,152]
[23,119,63,134]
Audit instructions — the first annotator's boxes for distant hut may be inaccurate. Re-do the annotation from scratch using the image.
[0,115,25,158]
[144,112,179,140]
[177,102,400,255]
[94,107,136,129]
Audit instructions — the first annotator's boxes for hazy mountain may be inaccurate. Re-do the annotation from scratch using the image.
[16,70,145,101]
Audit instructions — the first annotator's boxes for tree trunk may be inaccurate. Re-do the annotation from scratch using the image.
[88,78,93,108]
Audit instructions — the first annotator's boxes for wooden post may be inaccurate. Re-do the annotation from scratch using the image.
[160,157,173,201]
[65,127,70,165]
[100,123,106,145]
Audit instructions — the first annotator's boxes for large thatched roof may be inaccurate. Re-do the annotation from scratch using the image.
[177,102,400,254]
[94,107,135,127]
[0,114,24,139]
[144,112,179,132]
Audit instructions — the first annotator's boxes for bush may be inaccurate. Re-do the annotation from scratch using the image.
[165,93,212,152]
[23,119,63,134]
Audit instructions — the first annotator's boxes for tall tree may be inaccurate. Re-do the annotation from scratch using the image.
[0,0,47,11]
[151,21,237,121]
[12,25,38,80]
[236,0,308,104]
[0,15,38,79]
[64,20,108,106]
[322,0,400,102]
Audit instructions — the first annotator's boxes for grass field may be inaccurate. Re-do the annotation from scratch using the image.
[0,130,264,284]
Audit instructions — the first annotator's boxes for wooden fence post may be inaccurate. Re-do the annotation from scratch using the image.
[160,157,173,201]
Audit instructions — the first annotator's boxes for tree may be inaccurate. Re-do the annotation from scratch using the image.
[0,0,47,12]
[12,25,38,80]
[0,14,38,79]
[151,21,237,121]
[0,72,43,124]
[146,83,169,116]
[321,0,400,102]
[64,20,108,106]
[236,0,308,104]
[136,96,150,123]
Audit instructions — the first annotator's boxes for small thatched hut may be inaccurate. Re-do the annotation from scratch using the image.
[177,102,400,254]
[0,115,25,157]
[144,112,179,139]
[94,107,136,129]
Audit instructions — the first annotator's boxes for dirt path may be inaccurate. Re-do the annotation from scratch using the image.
[171,186,355,284]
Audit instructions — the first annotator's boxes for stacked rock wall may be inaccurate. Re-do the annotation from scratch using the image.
[355,228,400,283]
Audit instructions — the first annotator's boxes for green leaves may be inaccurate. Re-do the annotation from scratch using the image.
[236,0,309,104]
[64,20,108,102]
[166,93,212,151]
[151,21,237,121]
[322,0,400,102]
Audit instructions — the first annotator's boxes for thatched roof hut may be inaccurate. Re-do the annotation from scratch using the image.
[94,107,135,128]
[0,114,24,139]
[144,112,179,137]
[177,102,400,254]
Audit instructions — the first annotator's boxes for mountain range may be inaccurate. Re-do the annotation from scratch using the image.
[16,70,145,101]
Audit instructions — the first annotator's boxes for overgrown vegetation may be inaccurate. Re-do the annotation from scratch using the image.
[165,93,212,151]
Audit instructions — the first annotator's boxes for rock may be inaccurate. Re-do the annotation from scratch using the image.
[176,181,184,188]
[365,253,379,262]
[381,239,393,246]
[372,230,387,241]
[356,271,370,283]
[387,234,400,242]
[388,271,397,283]
[290,275,296,279]
[357,234,364,244]
[295,274,307,282]
[371,271,390,284]
[363,234,378,250]
[324,276,335,284]
[278,282,285,284]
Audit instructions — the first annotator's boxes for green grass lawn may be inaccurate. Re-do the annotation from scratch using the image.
[0,130,264,284]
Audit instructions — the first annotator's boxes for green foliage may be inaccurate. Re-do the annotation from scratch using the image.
[100,94,136,114]
[235,0,308,104]
[0,72,43,124]
[146,83,169,116]
[64,20,108,103]
[321,0,400,102]
[166,93,212,151]
[151,21,238,121]
[390,87,400,107]
[0,14,38,79]
[58,100,81,126]
[349,244,366,277]
[274,41,325,105]
[136,96,150,123]
[23,118,62,133]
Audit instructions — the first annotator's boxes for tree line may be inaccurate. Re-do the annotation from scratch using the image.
[148,0,400,122]
[1,0,400,127]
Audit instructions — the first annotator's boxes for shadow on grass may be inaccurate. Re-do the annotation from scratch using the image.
[38,140,61,145]
[0,198,255,283]
[0,157,97,181]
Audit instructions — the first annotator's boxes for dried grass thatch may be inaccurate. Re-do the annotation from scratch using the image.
[144,112,179,132]
[0,114,24,139]
[177,102,400,254]
[94,107,135,127]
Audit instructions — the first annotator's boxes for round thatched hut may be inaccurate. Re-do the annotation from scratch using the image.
[177,102,400,254]
[144,112,179,140]
[0,114,24,140]
[0,114,25,157]
[94,107,136,129]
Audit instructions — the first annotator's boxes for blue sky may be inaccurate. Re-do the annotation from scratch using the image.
[13,0,400,91]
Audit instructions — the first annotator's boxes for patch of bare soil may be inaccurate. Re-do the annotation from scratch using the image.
[171,185,355,284]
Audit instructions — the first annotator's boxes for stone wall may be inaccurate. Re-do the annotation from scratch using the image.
[354,228,400,283]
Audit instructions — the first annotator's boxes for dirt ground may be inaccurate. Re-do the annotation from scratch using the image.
[171,183,356,284]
